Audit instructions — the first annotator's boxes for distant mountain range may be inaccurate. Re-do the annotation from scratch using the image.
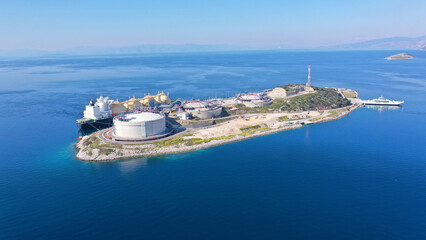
[0,44,263,58]
[1,36,426,57]
[65,44,264,55]
[329,35,426,50]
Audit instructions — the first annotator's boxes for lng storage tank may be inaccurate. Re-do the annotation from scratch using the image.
[111,112,167,140]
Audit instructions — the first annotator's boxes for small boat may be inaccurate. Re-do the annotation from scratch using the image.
[362,96,404,106]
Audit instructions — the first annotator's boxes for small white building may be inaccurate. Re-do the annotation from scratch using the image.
[176,111,190,120]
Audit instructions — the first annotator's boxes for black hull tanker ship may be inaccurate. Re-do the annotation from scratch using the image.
[76,96,114,131]
[77,116,114,131]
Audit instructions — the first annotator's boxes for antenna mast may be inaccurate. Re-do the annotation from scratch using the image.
[306,64,311,87]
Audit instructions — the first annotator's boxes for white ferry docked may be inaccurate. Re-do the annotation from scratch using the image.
[362,96,404,106]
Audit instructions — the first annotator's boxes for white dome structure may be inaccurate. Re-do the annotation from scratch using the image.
[235,93,272,108]
[182,100,222,119]
[239,94,261,101]
[113,112,166,140]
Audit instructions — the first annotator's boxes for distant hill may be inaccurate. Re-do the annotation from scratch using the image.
[330,35,426,50]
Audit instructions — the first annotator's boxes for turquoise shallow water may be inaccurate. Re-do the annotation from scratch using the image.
[0,50,425,239]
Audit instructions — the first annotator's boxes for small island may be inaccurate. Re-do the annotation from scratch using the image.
[75,85,361,161]
[385,53,415,60]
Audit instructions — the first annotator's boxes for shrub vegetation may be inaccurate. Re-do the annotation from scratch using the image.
[279,87,350,112]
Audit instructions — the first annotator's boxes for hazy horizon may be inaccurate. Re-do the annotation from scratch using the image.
[1,0,426,51]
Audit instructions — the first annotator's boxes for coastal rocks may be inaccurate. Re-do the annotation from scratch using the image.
[76,124,303,161]
[385,53,415,60]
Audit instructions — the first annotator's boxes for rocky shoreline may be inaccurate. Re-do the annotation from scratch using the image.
[75,103,360,162]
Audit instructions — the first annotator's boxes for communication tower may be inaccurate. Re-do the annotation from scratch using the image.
[306,64,311,87]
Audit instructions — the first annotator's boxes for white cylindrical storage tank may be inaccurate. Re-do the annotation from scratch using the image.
[113,112,166,140]
[182,100,222,119]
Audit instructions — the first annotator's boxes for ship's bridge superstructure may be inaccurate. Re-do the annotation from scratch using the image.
[83,96,114,120]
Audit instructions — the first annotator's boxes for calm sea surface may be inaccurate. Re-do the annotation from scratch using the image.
[0,50,425,239]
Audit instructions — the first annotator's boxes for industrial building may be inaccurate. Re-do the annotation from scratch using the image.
[112,112,166,140]
[176,111,190,120]
[109,92,172,114]
[182,100,222,119]
[235,93,272,107]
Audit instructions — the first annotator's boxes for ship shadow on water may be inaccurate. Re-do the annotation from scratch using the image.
[364,105,402,112]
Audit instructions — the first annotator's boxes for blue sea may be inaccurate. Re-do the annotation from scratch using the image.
[0,50,425,239]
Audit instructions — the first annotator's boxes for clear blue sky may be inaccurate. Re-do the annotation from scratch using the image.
[1,0,425,50]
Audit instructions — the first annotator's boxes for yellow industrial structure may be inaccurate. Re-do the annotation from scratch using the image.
[109,92,171,114]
